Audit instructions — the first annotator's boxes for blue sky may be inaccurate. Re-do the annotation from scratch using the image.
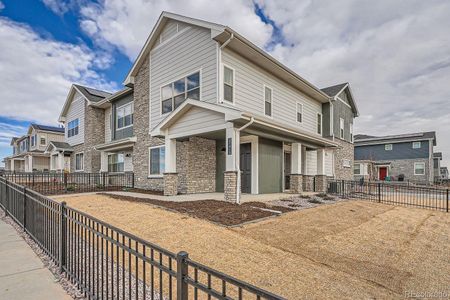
[0,0,449,168]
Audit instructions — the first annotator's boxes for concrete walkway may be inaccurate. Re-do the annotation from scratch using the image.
[0,219,71,300]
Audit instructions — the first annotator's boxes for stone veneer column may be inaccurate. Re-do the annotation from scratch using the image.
[290,174,303,193]
[163,173,178,196]
[224,171,238,202]
[314,175,328,193]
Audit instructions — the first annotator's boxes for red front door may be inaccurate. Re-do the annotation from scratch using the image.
[379,167,388,180]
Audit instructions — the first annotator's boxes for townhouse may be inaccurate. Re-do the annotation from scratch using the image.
[3,124,65,172]
[354,132,437,183]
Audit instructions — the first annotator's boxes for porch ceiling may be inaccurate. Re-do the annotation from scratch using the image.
[95,137,136,151]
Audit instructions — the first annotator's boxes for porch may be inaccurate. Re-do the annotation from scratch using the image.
[96,137,136,173]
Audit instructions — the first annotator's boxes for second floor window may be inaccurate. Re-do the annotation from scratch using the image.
[31,135,35,147]
[412,141,421,149]
[117,102,133,129]
[340,118,345,139]
[68,119,79,138]
[317,113,322,135]
[223,66,234,103]
[40,137,46,146]
[161,72,200,114]
[264,86,272,117]
[296,103,303,123]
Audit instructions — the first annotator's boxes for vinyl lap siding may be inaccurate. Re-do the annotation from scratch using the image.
[105,106,112,142]
[355,140,430,161]
[65,94,85,146]
[150,24,217,129]
[221,49,322,135]
[325,150,333,176]
[168,107,224,136]
[305,150,317,175]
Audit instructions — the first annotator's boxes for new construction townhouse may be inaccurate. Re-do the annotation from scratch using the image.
[354,132,438,183]
[3,124,65,172]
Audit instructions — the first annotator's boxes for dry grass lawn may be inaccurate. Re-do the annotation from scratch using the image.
[54,194,450,299]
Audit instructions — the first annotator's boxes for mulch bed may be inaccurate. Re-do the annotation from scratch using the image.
[99,193,294,226]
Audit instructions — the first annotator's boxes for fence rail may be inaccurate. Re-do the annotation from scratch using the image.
[0,177,285,300]
[0,172,134,195]
[328,180,449,212]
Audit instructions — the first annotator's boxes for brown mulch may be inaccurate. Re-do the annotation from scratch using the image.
[98,193,293,226]
[122,188,164,195]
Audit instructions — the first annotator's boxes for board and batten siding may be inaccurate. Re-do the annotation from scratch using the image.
[168,107,224,136]
[221,49,322,135]
[104,106,112,143]
[65,92,85,146]
[305,150,318,175]
[149,22,218,129]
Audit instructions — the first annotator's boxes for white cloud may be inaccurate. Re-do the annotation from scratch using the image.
[0,122,28,148]
[0,17,117,125]
[78,0,273,60]
[0,1,4,11]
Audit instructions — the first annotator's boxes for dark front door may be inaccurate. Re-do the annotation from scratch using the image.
[284,151,291,190]
[240,143,252,193]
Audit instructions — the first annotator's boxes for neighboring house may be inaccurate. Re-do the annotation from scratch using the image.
[440,167,449,180]
[354,132,436,183]
[321,83,359,180]
[433,152,442,182]
[89,11,360,202]
[3,124,65,172]
[56,84,112,172]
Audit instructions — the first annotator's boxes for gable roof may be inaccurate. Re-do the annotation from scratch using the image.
[45,141,74,153]
[124,11,330,103]
[321,83,348,97]
[321,82,359,116]
[29,123,64,134]
[10,137,19,146]
[355,131,436,146]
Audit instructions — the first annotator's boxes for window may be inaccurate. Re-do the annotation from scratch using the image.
[75,153,84,171]
[414,162,425,175]
[117,102,134,129]
[68,119,79,138]
[385,144,393,151]
[354,163,361,175]
[264,86,272,117]
[350,123,353,142]
[223,66,234,103]
[40,137,46,146]
[149,146,165,176]
[161,72,200,114]
[317,113,322,135]
[296,103,303,123]
[340,118,345,139]
[412,141,421,149]
[108,153,124,172]
[31,135,35,147]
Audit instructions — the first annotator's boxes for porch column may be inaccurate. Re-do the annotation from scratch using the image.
[224,122,240,202]
[57,152,64,171]
[163,137,178,196]
[290,143,303,193]
[100,151,108,172]
[315,148,328,193]
[29,156,33,172]
[11,159,15,171]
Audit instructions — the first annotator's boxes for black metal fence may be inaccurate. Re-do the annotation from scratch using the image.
[0,177,285,299]
[328,179,449,212]
[0,172,134,195]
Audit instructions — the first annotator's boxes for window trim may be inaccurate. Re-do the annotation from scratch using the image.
[412,141,421,149]
[221,63,235,104]
[67,118,79,138]
[107,153,125,173]
[148,145,166,178]
[385,144,393,151]
[74,152,84,172]
[340,118,345,139]
[40,137,46,146]
[116,102,134,130]
[317,113,323,135]
[354,163,361,175]
[263,85,273,118]
[349,123,354,143]
[414,162,425,175]
[160,69,202,116]
[296,102,303,124]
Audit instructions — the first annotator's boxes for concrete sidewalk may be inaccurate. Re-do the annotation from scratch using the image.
[0,219,71,300]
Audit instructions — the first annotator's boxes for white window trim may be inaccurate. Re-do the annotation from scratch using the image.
[116,102,134,130]
[221,63,235,105]
[148,145,165,178]
[412,141,421,149]
[414,162,426,175]
[350,123,354,143]
[317,113,323,135]
[263,85,273,118]
[160,69,202,116]
[67,118,79,138]
[385,144,393,151]
[107,153,125,173]
[340,118,345,139]
[354,163,361,175]
[296,102,303,124]
[40,137,46,146]
[74,152,84,172]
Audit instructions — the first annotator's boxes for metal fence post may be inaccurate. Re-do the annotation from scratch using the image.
[131,172,135,189]
[341,180,345,197]
[177,251,189,300]
[64,173,68,193]
[446,189,449,213]
[5,179,9,217]
[59,201,67,274]
[377,183,381,203]
[23,186,27,229]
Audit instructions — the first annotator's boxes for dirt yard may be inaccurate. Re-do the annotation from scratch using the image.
[53,193,450,299]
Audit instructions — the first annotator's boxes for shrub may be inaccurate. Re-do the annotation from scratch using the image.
[316,193,328,198]
[300,195,311,199]
[323,196,335,201]
[66,185,76,192]
[308,199,322,204]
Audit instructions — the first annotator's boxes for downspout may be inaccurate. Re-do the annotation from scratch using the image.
[235,116,254,204]
[218,33,234,103]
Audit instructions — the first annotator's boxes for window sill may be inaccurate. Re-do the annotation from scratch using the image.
[147,175,164,179]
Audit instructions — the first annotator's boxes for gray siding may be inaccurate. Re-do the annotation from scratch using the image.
[258,138,282,193]
[332,96,354,142]
[112,93,134,140]
[168,107,225,136]
[65,92,85,146]
[150,23,218,129]
[355,140,430,161]
[322,102,332,137]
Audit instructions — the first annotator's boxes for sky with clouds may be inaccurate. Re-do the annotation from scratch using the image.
[0,0,449,168]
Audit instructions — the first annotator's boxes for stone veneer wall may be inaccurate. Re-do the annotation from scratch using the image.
[334,138,354,180]
[303,175,315,192]
[290,174,303,193]
[224,171,238,202]
[388,158,430,182]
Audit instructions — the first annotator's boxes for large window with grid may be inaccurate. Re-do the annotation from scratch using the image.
[149,146,165,176]
[116,102,133,129]
[108,153,124,172]
[68,119,79,138]
[161,72,200,114]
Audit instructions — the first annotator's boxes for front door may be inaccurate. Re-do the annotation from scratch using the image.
[284,151,291,190]
[379,167,388,180]
[240,143,252,193]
